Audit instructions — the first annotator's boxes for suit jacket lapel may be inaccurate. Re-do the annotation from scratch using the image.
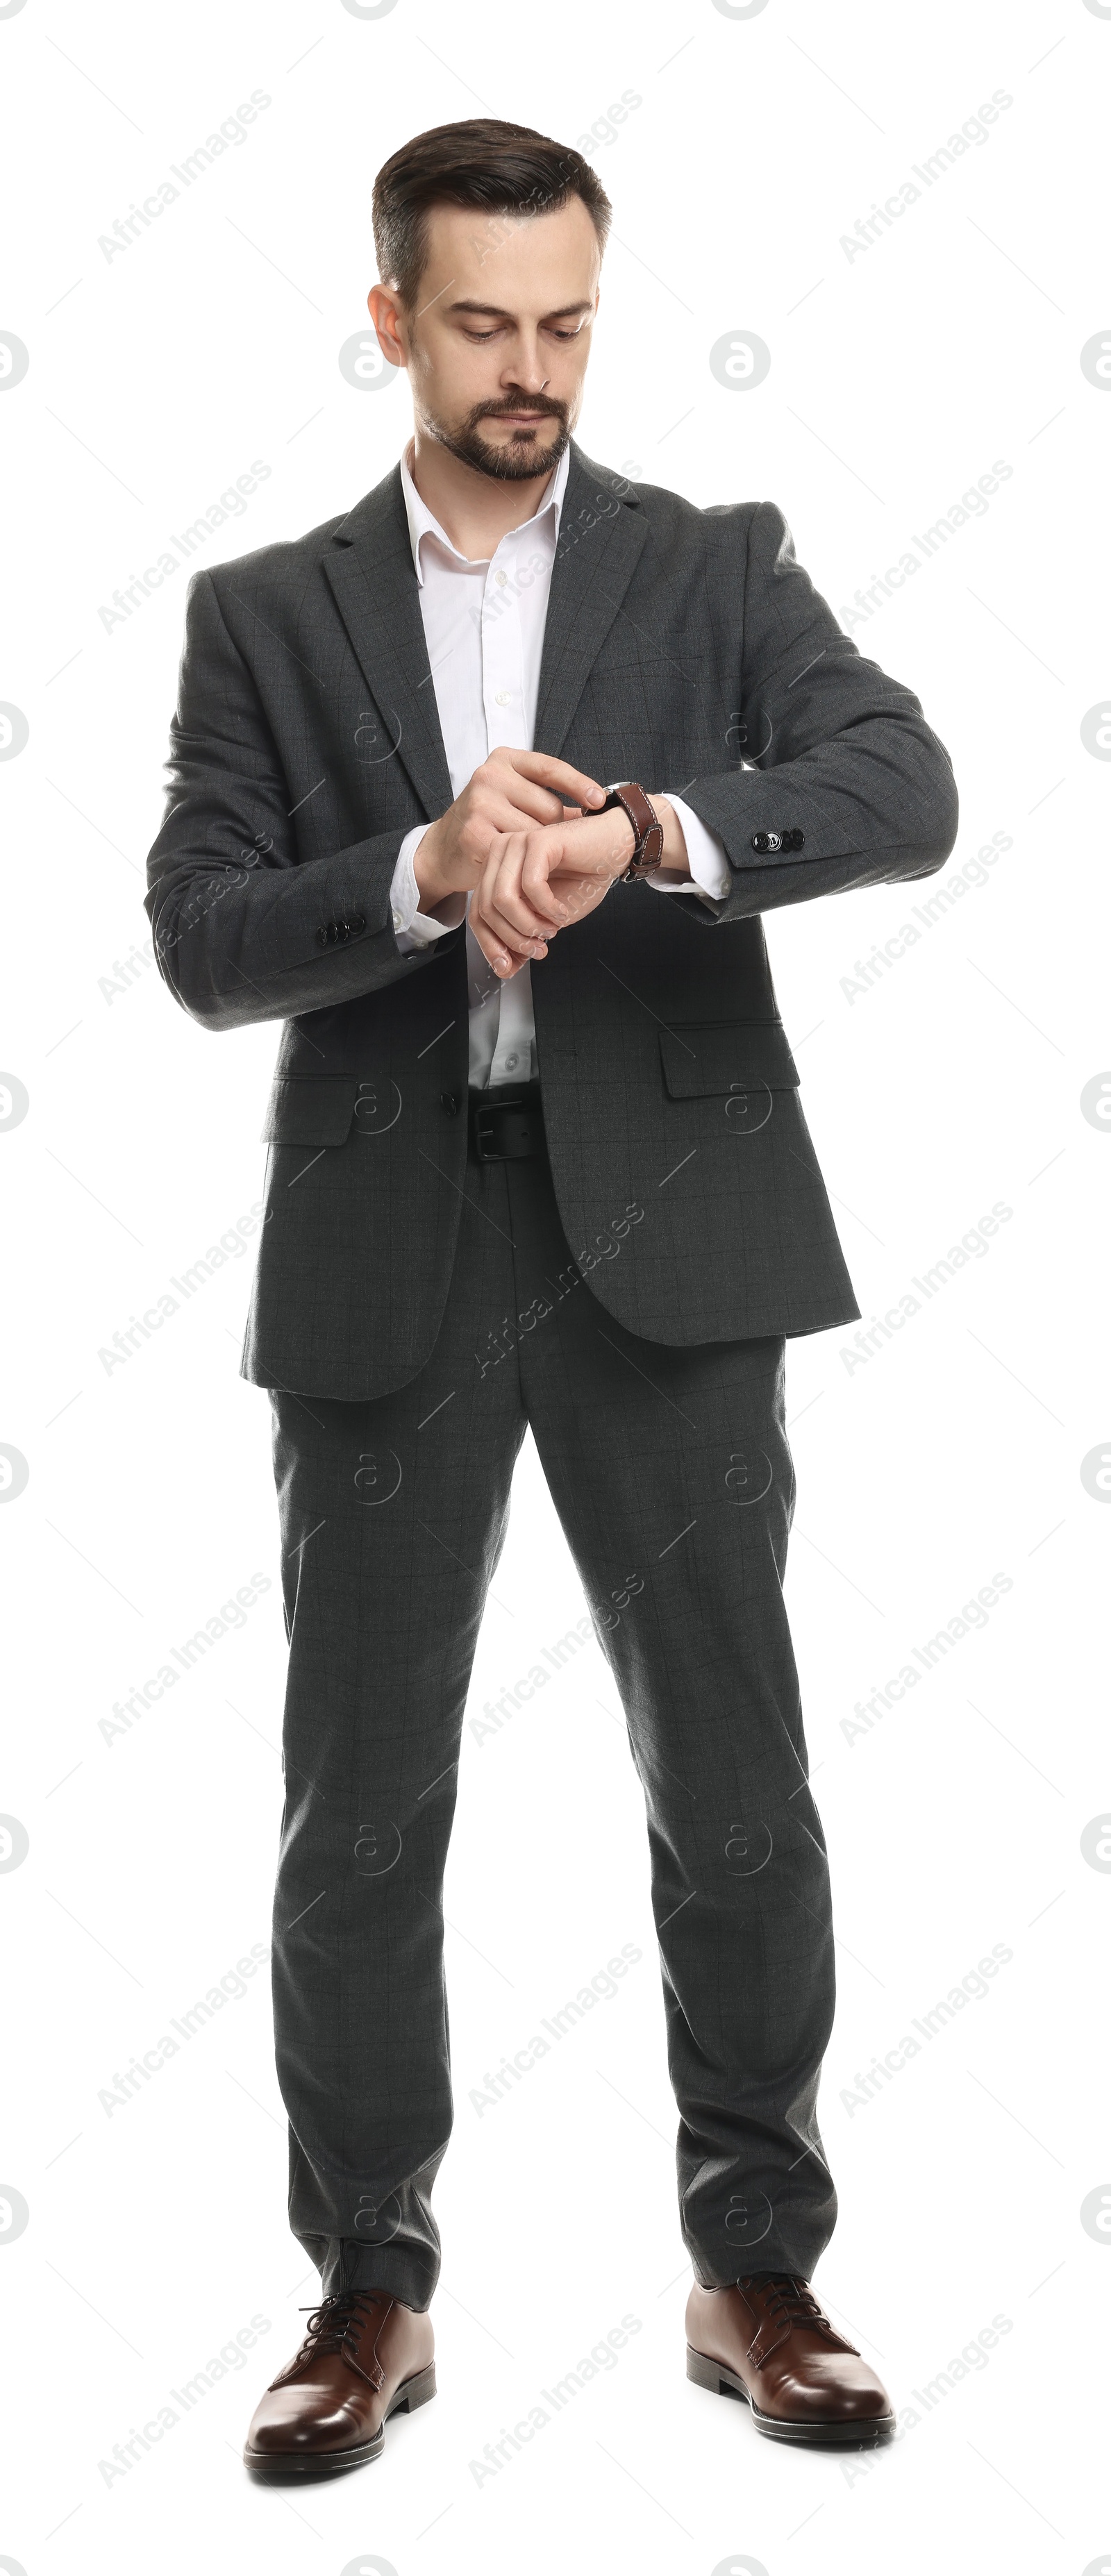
[323,467,454,823]
[534,443,649,760]
[321,444,647,813]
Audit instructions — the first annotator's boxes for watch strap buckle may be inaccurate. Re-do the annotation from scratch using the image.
[603,780,665,880]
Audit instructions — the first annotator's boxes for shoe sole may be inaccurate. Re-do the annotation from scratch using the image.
[686,2343,894,2449]
[243,2360,437,2482]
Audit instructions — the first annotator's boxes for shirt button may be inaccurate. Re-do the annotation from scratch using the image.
[504,1053,519,1069]
[494,689,511,707]
[495,569,508,588]
[392,908,403,929]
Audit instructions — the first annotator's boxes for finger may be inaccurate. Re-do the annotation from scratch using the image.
[519,835,576,926]
[499,749,608,808]
[481,830,569,937]
[473,871,551,952]
[533,847,614,917]
[474,880,553,951]
[469,911,545,980]
[489,780,574,829]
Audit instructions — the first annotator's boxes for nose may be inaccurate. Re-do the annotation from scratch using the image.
[503,340,551,394]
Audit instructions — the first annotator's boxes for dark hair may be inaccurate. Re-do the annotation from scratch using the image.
[372,119,612,310]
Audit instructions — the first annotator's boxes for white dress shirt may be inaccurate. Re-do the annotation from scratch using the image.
[389,442,731,1091]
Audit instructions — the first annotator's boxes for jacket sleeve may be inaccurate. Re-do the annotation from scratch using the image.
[144,569,461,1030]
[678,501,959,922]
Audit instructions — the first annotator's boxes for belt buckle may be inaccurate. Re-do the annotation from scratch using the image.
[471,1089,538,1162]
[474,1107,501,1162]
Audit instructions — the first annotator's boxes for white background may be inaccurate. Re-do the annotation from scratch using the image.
[1,1,1108,2570]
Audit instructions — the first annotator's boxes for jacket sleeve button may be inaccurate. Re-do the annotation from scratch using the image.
[751,830,769,853]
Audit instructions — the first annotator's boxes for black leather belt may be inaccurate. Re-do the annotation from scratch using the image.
[468,1080,545,1164]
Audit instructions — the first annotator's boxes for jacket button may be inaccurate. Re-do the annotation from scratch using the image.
[440,1090,461,1116]
[751,830,769,853]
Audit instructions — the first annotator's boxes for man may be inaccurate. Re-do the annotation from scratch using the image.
[147,118,958,2477]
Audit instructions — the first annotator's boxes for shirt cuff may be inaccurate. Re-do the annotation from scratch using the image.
[642,796,732,903]
[390,827,459,950]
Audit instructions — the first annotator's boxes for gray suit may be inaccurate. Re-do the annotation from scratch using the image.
[147,444,958,1400]
[146,444,957,2307]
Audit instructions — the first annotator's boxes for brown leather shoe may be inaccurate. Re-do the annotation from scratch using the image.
[686,2275,894,2448]
[244,2287,435,2481]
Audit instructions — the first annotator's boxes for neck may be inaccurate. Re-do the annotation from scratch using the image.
[407,428,562,562]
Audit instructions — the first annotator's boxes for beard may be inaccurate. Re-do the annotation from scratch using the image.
[421,394,571,483]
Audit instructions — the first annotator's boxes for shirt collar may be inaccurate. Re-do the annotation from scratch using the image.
[400,436,569,583]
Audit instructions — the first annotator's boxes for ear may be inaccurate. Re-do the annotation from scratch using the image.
[367,282,406,369]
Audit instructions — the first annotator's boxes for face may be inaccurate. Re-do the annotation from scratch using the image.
[368,194,600,482]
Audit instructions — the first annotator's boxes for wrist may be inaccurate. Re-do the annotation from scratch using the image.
[608,808,637,874]
[412,821,462,918]
[646,794,690,878]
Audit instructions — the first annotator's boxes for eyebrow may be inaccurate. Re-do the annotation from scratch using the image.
[443,299,593,322]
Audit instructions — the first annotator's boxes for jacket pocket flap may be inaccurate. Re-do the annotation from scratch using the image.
[260,1076,360,1146]
[658,1020,800,1098]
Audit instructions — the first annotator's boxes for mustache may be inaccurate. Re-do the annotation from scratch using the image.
[470,396,567,426]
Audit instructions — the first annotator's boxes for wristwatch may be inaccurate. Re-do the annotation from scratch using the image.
[601,780,665,881]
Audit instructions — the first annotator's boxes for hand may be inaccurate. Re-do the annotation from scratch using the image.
[469,806,632,976]
[412,748,608,925]
[470,795,690,978]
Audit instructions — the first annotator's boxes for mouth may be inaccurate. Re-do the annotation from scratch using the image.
[484,410,560,429]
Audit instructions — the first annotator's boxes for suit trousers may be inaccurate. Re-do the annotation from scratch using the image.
[267,1101,837,2308]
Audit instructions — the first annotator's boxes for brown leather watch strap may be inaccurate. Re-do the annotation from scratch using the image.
[602,780,665,880]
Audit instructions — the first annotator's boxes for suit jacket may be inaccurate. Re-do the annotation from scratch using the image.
[145,441,958,1402]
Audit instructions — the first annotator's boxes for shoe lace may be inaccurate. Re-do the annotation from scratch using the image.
[292,2287,387,2386]
[740,2273,832,2335]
